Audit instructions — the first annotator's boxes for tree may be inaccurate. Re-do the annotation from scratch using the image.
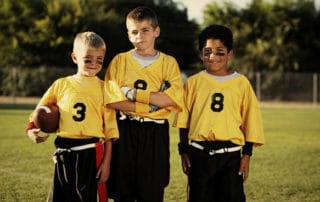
[0,0,199,96]
[202,0,320,73]
[0,0,198,69]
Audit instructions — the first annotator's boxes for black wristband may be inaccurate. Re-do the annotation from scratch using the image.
[242,142,253,156]
[178,142,189,155]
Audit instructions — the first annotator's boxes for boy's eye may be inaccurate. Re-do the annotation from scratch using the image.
[131,31,138,35]
[84,60,92,64]
[216,52,225,56]
[84,59,103,65]
[203,48,212,57]
[203,48,226,57]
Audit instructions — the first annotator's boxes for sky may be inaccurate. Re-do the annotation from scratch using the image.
[173,0,320,23]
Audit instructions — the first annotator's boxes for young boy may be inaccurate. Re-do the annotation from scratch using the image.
[26,31,118,202]
[104,6,184,202]
[174,25,265,202]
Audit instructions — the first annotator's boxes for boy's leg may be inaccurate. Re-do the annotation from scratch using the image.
[48,137,99,202]
[136,121,169,202]
[188,147,245,202]
[218,152,245,202]
[107,119,138,201]
[108,119,169,202]
[188,147,213,202]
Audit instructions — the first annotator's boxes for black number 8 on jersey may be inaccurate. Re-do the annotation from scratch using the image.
[211,93,224,112]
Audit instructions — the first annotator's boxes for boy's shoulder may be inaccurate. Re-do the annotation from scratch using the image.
[186,71,250,83]
[54,75,73,83]
[113,50,178,65]
[158,51,177,61]
[187,70,206,80]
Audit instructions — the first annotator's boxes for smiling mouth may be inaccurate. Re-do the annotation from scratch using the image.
[87,67,98,70]
[208,60,220,64]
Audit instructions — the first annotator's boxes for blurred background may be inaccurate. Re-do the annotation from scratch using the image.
[0,0,319,104]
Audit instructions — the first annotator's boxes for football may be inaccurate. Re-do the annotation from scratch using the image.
[33,104,60,133]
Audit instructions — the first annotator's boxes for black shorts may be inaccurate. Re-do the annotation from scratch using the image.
[108,117,169,201]
[188,141,245,202]
[47,137,100,202]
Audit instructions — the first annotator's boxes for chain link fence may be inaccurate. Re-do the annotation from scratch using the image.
[183,70,319,105]
[0,67,319,105]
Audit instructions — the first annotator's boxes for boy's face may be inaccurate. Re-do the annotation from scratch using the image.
[126,18,160,55]
[201,38,233,76]
[71,45,105,77]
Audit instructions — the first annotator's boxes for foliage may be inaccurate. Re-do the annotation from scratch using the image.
[0,66,76,96]
[203,0,320,73]
[0,0,198,69]
[1,0,320,97]
[0,0,199,96]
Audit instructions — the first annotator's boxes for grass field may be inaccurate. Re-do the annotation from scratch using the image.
[0,105,319,201]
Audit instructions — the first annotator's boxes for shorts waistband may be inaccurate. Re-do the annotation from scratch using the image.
[55,141,104,153]
[54,136,99,148]
[191,141,241,155]
[119,113,165,124]
[53,141,104,164]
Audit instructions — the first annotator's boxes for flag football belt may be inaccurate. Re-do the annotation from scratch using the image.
[55,141,103,153]
[119,113,165,124]
[53,141,104,164]
[190,142,242,155]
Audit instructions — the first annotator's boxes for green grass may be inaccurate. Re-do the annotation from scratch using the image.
[0,107,319,201]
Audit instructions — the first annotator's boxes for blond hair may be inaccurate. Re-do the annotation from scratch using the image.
[73,31,106,52]
[126,6,159,28]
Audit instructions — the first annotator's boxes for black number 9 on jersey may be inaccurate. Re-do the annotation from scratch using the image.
[211,93,224,112]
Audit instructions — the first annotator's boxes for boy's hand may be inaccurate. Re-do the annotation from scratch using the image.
[181,153,191,175]
[121,86,136,101]
[150,80,171,112]
[96,160,110,183]
[238,154,250,182]
[26,128,49,144]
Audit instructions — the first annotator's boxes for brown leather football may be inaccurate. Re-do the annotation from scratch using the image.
[33,104,59,133]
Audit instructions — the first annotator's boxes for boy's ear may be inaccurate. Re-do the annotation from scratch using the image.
[199,51,204,61]
[154,26,160,38]
[71,52,77,64]
[227,50,233,59]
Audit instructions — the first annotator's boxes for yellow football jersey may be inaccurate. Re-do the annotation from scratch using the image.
[104,50,184,120]
[31,75,119,140]
[174,71,265,146]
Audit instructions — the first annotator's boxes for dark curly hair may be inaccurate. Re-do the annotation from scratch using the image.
[198,25,233,53]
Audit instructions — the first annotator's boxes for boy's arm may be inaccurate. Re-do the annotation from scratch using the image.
[179,128,191,175]
[107,100,135,112]
[96,139,112,183]
[107,100,150,114]
[26,126,49,144]
[149,92,177,108]
[25,81,57,144]
[122,85,178,110]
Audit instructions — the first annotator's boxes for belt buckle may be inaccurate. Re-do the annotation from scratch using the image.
[208,149,216,155]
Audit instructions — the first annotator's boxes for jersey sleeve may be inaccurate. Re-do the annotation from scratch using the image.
[103,105,119,140]
[161,55,184,113]
[104,54,126,104]
[173,79,191,128]
[29,79,59,121]
[240,78,265,146]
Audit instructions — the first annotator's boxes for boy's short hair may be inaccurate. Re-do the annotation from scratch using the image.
[198,25,233,53]
[126,6,159,28]
[73,31,106,52]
